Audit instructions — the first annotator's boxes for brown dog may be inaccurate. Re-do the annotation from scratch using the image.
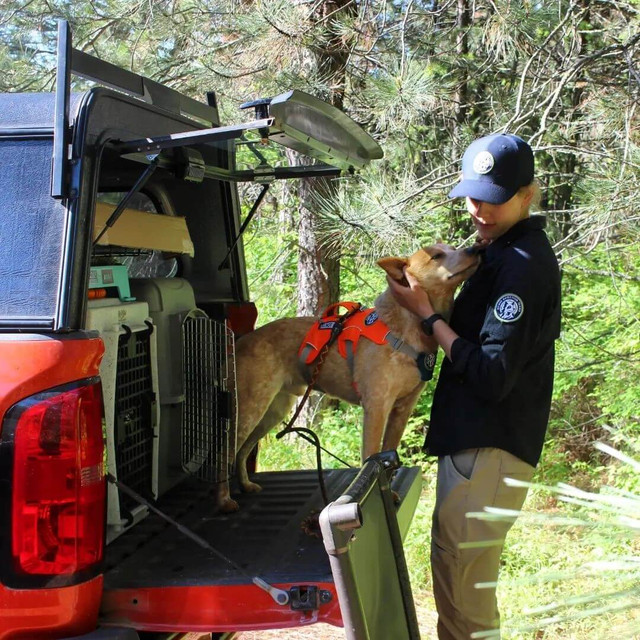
[217,243,481,512]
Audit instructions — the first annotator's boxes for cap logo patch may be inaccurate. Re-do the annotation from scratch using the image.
[473,151,494,174]
[494,293,524,323]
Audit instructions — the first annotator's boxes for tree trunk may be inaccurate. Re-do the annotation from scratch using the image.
[294,0,356,426]
[296,172,332,316]
[454,0,471,126]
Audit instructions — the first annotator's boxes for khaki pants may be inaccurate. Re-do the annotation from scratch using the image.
[431,448,535,640]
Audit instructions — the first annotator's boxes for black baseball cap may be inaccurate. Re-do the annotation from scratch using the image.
[448,133,534,204]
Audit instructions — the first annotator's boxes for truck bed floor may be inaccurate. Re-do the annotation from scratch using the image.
[103,468,360,589]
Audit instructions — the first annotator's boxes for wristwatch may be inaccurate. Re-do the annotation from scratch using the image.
[420,313,444,336]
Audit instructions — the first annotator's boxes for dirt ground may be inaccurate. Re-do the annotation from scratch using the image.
[236,625,348,639]
[235,597,438,639]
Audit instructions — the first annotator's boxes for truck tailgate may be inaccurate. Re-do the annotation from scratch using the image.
[101,465,421,632]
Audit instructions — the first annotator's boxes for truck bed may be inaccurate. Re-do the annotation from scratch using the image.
[99,466,420,632]
[104,469,349,589]
[103,466,419,589]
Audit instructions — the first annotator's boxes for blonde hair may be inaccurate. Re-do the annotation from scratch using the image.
[518,180,542,212]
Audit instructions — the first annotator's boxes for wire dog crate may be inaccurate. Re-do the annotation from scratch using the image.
[181,309,237,484]
[114,325,156,514]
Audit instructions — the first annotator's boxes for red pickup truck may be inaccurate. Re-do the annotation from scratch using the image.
[0,20,422,640]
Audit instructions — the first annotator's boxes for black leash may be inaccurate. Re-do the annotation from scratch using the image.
[286,424,354,469]
[282,426,356,508]
[282,427,331,505]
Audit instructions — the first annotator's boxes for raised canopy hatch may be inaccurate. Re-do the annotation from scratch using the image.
[51,21,382,194]
[112,90,382,179]
[264,89,383,171]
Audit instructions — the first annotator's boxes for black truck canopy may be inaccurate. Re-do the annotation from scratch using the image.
[0,20,382,333]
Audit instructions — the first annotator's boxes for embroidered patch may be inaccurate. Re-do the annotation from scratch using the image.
[319,320,337,330]
[494,294,524,323]
[365,310,378,326]
[417,352,438,382]
[473,151,494,175]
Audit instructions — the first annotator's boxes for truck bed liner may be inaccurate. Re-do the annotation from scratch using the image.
[104,466,418,590]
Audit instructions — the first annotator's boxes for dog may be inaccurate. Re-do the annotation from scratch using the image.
[216,243,481,512]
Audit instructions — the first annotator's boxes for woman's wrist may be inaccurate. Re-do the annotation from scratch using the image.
[420,313,444,336]
[419,303,435,318]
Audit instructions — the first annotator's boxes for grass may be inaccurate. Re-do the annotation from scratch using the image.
[254,403,640,639]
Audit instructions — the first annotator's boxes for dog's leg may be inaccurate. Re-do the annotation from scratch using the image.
[236,391,297,493]
[215,482,237,514]
[217,376,288,513]
[361,394,396,461]
[381,384,424,452]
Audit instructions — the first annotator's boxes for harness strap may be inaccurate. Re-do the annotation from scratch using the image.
[345,331,437,383]
[299,343,315,365]
[385,331,437,382]
[345,340,355,379]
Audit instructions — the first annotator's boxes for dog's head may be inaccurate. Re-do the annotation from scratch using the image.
[377,243,481,297]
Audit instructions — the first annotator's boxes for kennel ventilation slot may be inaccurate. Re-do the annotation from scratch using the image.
[114,326,156,514]
[86,298,160,542]
[182,309,237,484]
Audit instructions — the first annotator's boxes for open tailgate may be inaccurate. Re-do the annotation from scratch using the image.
[100,457,421,634]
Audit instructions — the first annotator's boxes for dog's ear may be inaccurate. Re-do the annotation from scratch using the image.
[377,256,407,281]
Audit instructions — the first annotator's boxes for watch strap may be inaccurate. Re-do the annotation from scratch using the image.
[421,313,444,336]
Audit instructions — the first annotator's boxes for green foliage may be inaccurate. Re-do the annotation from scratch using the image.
[313,404,362,468]
[545,243,640,485]
[491,441,640,639]
[242,210,299,325]
[256,430,317,472]
[255,403,361,474]
[363,59,443,135]
[314,172,423,260]
[3,1,640,635]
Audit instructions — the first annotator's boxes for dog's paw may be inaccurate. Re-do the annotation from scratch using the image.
[241,480,263,494]
[301,511,321,538]
[218,497,240,513]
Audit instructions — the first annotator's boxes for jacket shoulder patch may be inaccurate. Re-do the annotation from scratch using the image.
[494,293,524,323]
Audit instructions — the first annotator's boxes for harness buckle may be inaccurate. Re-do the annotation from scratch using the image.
[327,303,362,347]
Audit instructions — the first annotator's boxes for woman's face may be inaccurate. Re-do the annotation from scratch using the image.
[465,189,533,241]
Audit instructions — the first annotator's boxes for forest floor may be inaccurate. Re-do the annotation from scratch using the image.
[236,595,438,639]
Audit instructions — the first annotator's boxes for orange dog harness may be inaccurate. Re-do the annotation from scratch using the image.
[298,301,437,382]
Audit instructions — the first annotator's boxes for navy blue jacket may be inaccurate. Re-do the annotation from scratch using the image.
[426,216,561,467]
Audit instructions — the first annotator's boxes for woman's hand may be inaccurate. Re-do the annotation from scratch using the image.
[388,268,458,361]
[386,269,435,319]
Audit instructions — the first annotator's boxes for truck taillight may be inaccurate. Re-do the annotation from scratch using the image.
[11,381,106,576]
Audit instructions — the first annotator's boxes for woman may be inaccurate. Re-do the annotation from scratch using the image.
[389,133,561,639]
